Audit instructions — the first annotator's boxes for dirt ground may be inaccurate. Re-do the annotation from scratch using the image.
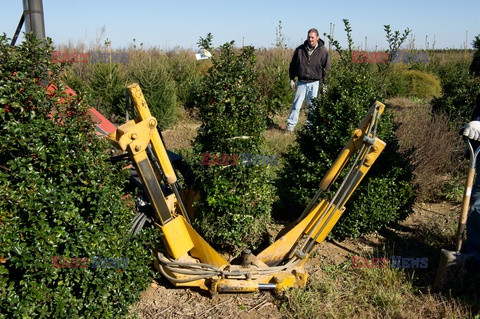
[131,200,462,319]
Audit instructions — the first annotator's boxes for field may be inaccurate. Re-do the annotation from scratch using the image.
[2,30,480,318]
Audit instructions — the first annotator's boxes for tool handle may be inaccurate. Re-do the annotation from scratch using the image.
[455,138,480,251]
[456,166,476,251]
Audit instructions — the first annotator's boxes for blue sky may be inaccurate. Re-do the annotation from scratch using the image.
[1,0,479,51]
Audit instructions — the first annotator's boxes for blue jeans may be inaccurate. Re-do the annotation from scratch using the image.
[467,170,480,262]
[286,80,319,131]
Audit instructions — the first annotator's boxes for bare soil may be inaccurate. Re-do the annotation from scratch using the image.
[131,201,464,319]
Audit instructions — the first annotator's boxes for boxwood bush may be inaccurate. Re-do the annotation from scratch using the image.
[192,42,275,255]
[385,69,441,100]
[278,21,416,238]
[0,33,156,318]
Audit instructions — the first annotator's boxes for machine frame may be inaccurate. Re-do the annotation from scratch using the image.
[108,83,386,294]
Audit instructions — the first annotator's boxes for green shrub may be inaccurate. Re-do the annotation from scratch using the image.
[183,35,214,110]
[403,70,441,99]
[384,63,411,98]
[60,63,92,95]
[431,60,480,125]
[0,33,156,318]
[470,35,480,76]
[384,66,441,100]
[409,70,441,99]
[278,20,415,238]
[166,49,203,107]
[88,62,127,121]
[128,51,177,130]
[192,42,275,254]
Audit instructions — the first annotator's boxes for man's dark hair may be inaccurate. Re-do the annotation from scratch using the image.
[308,28,319,36]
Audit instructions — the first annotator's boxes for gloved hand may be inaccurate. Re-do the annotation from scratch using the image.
[461,121,480,141]
[290,79,296,90]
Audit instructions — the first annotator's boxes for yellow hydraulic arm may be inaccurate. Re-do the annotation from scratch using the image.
[108,83,191,225]
[108,83,386,294]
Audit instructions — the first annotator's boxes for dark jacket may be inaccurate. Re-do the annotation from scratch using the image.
[289,39,331,83]
[471,93,480,121]
[467,93,480,156]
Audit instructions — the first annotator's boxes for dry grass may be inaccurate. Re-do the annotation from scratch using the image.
[282,260,473,319]
[279,98,478,318]
[263,109,301,154]
[387,97,465,201]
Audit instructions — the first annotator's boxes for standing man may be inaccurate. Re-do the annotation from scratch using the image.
[285,28,331,133]
[461,92,480,264]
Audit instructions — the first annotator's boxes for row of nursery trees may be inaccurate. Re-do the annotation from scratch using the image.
[59,23,475,129]
[1,20,480,317]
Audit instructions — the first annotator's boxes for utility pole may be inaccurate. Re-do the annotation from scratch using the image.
[12,0,46,46]
[23,0,46,39]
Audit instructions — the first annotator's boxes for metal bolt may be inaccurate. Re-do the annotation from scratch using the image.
[131,133,137,140]
[134,145,141,152]
[149,119,156,128]
[365,155,373,166]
